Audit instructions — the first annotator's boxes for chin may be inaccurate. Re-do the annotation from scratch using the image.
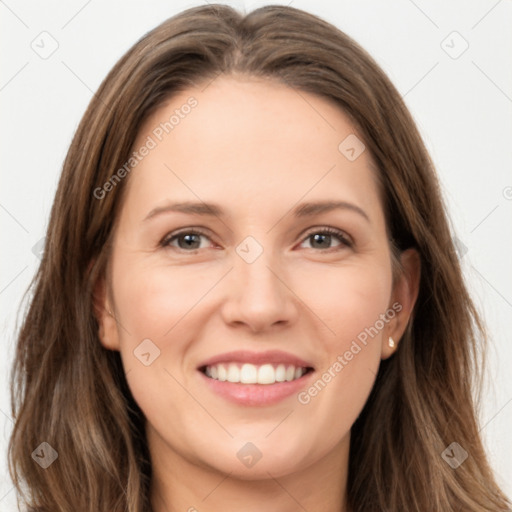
[196,441,315,480]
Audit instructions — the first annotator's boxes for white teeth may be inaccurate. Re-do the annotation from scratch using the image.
[240,363,258,384]
[217,364,227,381]
[275,364,286,382]
[203,362,309,385]
[258,364,275,384]
[285,365,295,382]
[226,364,240,383]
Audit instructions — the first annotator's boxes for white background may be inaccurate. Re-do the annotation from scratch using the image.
[1,0,511,507]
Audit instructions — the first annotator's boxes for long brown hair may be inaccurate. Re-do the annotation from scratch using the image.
[9,4,510,511]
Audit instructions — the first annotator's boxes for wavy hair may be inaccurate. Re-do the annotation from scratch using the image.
[8,4,510,511]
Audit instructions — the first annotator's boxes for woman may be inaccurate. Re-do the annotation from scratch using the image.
[8,3,511,511]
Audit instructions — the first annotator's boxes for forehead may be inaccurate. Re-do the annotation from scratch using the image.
[123,75,383,225]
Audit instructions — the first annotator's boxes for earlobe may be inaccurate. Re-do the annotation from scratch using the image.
[382,248,421,359]
[92,274,120,351]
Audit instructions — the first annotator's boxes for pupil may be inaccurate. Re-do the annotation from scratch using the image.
[180,234,200,249]
[312,234,330,249]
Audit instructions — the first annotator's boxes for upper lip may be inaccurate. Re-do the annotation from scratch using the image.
[197,350,315,369]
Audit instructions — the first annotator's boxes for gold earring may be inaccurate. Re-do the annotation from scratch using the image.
[388,336,395,348]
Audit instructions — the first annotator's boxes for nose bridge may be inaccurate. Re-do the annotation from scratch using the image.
[235,234,283,298]
[222,234,295,329]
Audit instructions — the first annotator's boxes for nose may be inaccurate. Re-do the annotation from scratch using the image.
[220,245,299,333]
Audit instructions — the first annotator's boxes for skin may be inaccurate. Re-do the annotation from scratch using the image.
[94,75,420,512]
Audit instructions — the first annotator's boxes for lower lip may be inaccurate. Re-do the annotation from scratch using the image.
[198,370,315,406]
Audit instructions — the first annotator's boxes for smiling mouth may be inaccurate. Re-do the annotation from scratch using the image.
[199,362,314,385]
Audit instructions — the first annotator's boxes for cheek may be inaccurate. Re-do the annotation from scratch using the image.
[296,257,393,344]
[109,257,222,410]
[293,260,391,421]
[112,255,221,342]
[110,260,204,441]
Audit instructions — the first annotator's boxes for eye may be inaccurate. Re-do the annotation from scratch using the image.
[160,226,353,253]
[299,227,352,251]
[160,229,213,251]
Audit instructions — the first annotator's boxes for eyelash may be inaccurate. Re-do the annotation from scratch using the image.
[160,226,353,253]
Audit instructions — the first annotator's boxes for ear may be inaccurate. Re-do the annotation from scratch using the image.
[381,248,421,359]
[92,272,121,351]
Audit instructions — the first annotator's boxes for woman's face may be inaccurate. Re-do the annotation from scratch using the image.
[96,75,418,481]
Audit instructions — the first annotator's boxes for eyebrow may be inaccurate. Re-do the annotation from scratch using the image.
[143,200,370,223]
